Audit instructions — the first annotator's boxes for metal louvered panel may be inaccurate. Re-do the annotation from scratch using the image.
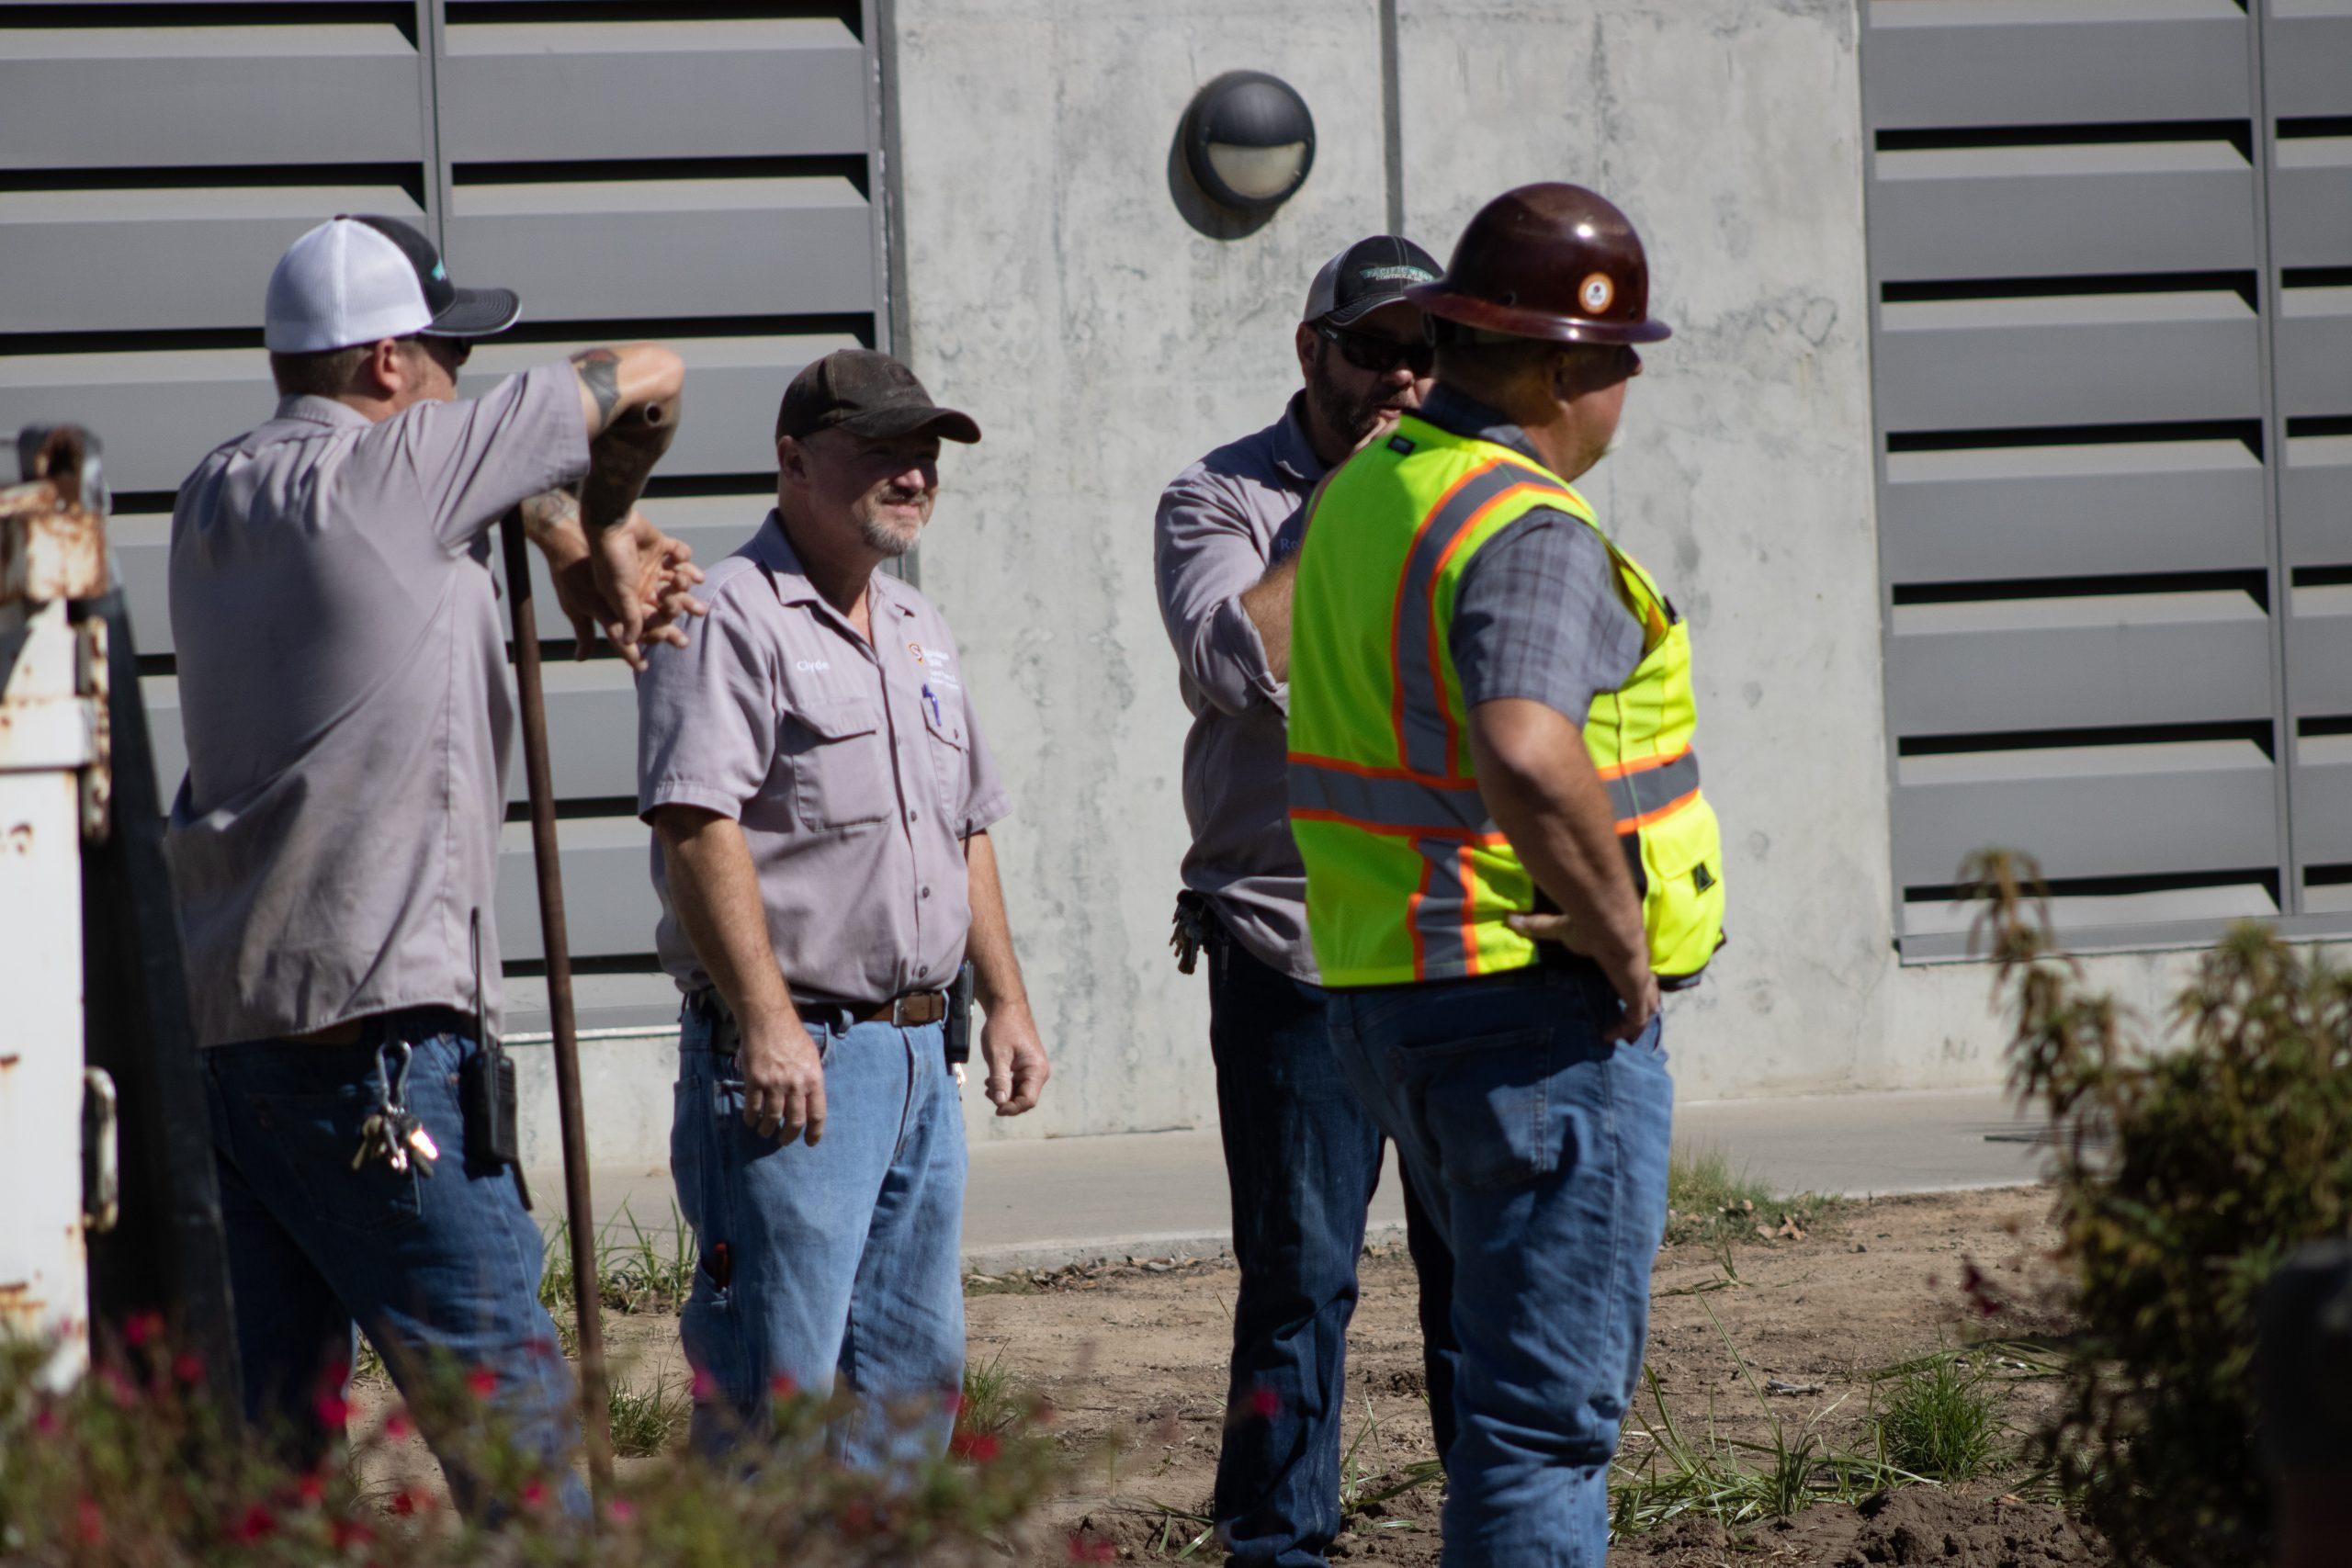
[2276,287,2352,420]
[2271,137,2352,268]
[1881,442,2268,583]
[1893,740,2278,886]
[1874,292,2263,434]
[1861,0,2330,956]
[2285,436,2352,569]
[2287,588,2352,720]
[2267,3,2352,117]
[1862,1,2252,130]
[2293,738,2352,864]
[0,2,888,1020]
[1869,142,2257,283]
[1887,592,2277,737]
[0,23,427,169]
[447,176,876,321]
[438,17,868,162]
[0,186,430,336]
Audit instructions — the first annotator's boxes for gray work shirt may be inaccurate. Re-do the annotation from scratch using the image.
[636,513,1010,1003]
[165,365,589,1047]
[1154,393,1327,982]
[1417,385,1646,721]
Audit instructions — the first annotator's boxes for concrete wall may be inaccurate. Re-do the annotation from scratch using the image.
[540,0,2222,1170]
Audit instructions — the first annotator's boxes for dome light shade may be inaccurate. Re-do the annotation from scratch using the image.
[1182,72,1316,215]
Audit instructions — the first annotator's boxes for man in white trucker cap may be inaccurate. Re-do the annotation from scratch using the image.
[167,214,700,1513]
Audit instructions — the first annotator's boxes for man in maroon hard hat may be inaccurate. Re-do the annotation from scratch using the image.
[1284,184,1727,1562]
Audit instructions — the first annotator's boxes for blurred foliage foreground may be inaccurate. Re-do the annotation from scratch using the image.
[0,1321,1057,1566]
[1973,850,2352,1567]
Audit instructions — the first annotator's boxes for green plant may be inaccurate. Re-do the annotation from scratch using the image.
[1335,1397,1442,1535]
[1872,1356,2003,1483]
[1664,1148,1835,1246]
[1609,1302,1925,1540]
[954,1353,1023,1443]
[1973,849,2352,1566]
[607,1371,691,1459]
[0,1322,1057,1565]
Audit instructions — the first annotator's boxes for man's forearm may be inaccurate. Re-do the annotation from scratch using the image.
[963,830,1032,1016]
[1237,557,1297,682]
[519,487,589,566]
[570,345,684,535]
[654,808,798,1029]
[1470,699,1649,977]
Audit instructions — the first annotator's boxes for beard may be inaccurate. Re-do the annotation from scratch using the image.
[854,493,926,557]
[1308,347,1415,446]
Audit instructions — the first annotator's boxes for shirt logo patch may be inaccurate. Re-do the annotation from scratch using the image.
[794,659,831,673]
[1387,434,1416,455]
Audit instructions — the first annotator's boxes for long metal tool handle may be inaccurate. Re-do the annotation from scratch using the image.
[497,510,614,1498]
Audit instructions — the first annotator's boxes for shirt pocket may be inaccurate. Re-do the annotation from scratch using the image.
[782,696,893,831]
[920,694,969,821]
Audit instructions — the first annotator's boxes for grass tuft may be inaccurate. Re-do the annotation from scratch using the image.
[1872,1355,2006,1483]
[1665,1148,1837,1246]
[607,1371,692,1458]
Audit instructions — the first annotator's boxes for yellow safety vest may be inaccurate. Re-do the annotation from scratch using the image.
[1286,412,1725,987]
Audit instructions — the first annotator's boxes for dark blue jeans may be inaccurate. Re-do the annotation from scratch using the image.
[203,1013,584,1517]
[1209,936,1459,1568]
[1329,964,1674,1568]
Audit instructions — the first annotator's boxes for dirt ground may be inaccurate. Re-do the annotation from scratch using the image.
[356,1186,2103,1565]
[993,1187,2098,1566]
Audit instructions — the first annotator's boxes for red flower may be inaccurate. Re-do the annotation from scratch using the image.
[941,1387,964,1418]
[605,1499,638,1525]
[123,1310,164,1348]
[227,1503,277,1543]
[1066,1533,1115,1563]
[384,1410,414,1440]
[33,1405,59,1438]
[840,1500,876,1538]
[97,1368,141,1408]
[1250,1385,1281,1418]
[464,1366,499,1399]
[390,1490,422,1517]
[313,1390,351,1429]
[331,1517,374,1551]
[173,1352,205,1385]
[295,1473,326,1506]
[73,1497,104,1546]
[950,1431,1001,1463]
[770,1372,799,1401]
[519,1480,548,1510]
[690,1368,718,1402]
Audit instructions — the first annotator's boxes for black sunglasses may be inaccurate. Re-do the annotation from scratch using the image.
[1316,320,1434,376]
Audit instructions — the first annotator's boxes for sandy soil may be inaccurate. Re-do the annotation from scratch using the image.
[1003,1187,2098,1566]
[355,1186,2103,1564]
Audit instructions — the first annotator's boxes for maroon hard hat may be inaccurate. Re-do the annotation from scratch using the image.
[1408,183,1670,346]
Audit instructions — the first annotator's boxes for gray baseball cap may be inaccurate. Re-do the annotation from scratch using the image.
[1303,235,1443,328]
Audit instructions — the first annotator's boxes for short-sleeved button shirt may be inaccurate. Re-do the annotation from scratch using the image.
[165,366,590,1047]
[635,512,1011,1003]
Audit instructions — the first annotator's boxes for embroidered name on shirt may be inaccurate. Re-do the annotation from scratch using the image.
[795,660,831,673]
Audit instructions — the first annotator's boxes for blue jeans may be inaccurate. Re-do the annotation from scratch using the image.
[203,1013,584,1517]
[670,1001,967,1468]
[1328,964,1674,1568]
[1208,935,1459,1568]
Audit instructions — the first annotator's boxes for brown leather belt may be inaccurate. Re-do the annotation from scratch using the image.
[815,990,948,1028]
[688,987,947,1031]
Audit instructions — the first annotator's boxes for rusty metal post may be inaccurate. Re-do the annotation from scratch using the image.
[496,510,614,1496]
[0,429,112,1384]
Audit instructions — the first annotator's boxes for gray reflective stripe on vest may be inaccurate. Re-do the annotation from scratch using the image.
[1602,748,1702,827]
[1410,837,1477,980]
[1289,758,1496,835]
[1391,460,1570,776]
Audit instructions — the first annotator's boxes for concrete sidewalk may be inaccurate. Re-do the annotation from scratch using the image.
[537,1086,2048,1274]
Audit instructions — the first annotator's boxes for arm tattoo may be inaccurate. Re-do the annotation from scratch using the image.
[570,347,624,432]
[517,486,582,547]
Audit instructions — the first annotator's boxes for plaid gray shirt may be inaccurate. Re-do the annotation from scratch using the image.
[1421,385,1645,721]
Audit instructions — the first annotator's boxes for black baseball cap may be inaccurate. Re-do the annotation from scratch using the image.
[1303,235,1443,328]
[775,349,981,446]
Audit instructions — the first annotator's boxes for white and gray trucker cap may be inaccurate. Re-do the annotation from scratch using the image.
[264,215,521,354]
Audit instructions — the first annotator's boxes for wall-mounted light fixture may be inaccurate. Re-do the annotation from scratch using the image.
[1180,71,1316,217]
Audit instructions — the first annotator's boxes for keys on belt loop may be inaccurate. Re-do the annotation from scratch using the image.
[353,1038,440,1177]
